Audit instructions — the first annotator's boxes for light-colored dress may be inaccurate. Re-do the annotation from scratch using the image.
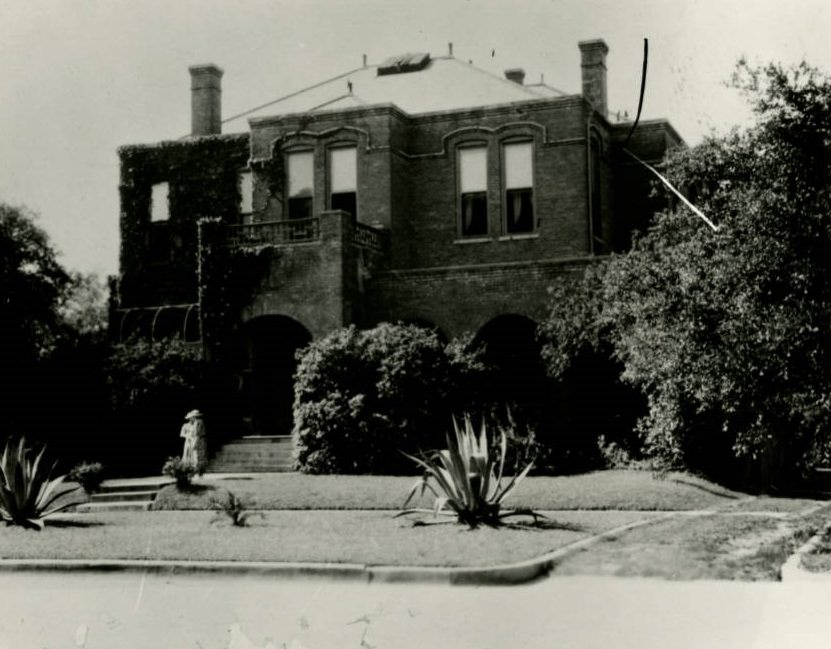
[181,418,207,471]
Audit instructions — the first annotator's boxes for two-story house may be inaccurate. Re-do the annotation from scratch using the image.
[113,39,682,470]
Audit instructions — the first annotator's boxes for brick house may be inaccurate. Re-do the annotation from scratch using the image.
[114,39,682,469]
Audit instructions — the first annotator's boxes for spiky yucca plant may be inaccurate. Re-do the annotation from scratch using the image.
[398,415,542,528]
[0,438,81,530]
[210,490,263,527]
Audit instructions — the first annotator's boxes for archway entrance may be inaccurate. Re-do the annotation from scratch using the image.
[474,314,550,430]
[236,316,312,436]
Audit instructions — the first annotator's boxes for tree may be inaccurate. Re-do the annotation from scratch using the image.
[541,61,831,487]
[0,203,71,434]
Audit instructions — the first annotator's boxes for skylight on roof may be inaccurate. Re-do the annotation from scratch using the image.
[377,52,431,76]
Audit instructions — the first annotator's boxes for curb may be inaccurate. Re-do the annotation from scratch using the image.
[780,521,831,582]
[0,512,677,586]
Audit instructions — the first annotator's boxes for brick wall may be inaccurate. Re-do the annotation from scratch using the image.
[364,258,591,337]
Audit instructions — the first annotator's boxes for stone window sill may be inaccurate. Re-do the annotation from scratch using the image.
[498,233,539,241]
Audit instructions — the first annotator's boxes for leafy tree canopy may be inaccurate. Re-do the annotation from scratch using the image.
[0,203,71,365]
[541,61,831,483]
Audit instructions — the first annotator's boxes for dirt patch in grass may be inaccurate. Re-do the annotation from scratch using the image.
[553,509,829,581]
[797,523,831,573]
[154,470,745,512]
[717,497,827,514]
[0,510,658,567]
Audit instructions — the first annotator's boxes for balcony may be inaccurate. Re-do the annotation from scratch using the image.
[227,218,319,247]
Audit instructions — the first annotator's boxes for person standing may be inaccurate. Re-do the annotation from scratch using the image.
[180,410,207,474]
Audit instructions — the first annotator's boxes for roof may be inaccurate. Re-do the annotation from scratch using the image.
[224,56,567,129]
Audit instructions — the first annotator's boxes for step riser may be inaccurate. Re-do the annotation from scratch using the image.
[208,467,293,473]
[92,491,159,503]
[212,454,295,462]
[97,482,171,495]
[76,502,153,512]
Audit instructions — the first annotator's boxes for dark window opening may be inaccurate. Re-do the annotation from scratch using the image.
[288,196,313,221]
[506,188,534,234]
[461,192,488,237]
[148,222,172,264]
[331,191,357,219]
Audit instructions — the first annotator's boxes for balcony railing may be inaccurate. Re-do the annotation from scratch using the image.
[227,218,319,247]
[352,221,386,252]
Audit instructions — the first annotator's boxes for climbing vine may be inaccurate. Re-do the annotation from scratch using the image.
[117,134,250,307]
[197,218,273,363]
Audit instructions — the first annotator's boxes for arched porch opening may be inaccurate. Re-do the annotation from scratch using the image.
[234,315,312,436]
[474,313,551,435]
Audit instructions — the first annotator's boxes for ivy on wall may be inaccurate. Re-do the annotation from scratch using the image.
[117,134,250,308]
[197,218,273,364]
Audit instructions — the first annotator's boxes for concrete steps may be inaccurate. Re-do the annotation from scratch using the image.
[75,477,173,512]
[208,435,295,473]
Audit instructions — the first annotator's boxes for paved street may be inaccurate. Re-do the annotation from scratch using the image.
[4,570,831,649]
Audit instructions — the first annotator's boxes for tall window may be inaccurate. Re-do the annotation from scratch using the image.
[503,142,534,234]
[150,182,170,222]
[590,136,603,249]
[287,151,314,220]
[239,170,254,219]
[329,147,357,219]
[458,146,488,237]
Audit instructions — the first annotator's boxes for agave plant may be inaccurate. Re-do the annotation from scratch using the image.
[210,489,263,527]
[398,414,542,528]
[0,437,81,530]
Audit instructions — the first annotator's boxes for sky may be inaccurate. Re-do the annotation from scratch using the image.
[2,0,830,277]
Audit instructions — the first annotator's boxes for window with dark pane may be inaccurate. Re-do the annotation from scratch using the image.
[458,146,488,237]
[503,142,535,234]
[287,150,313,220]
[329,147,357,219]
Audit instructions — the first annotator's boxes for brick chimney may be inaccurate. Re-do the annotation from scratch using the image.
[504,68,525,85]
[578,40,608,119]
[189,64,223,136]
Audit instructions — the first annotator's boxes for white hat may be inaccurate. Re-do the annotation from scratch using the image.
[185,410,203,420]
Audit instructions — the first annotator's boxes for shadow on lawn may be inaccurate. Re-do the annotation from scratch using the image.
[408,517,585,533]
[44,518,106,529]
[501,518,585,532]
[667,477,740,500]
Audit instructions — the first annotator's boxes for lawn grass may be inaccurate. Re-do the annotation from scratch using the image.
[553,505,831,581]
[0,510,658,567]
[153,470,745,512]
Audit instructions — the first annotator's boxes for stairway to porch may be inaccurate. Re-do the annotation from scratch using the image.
[208,435,295,473]
[76,477,174,512]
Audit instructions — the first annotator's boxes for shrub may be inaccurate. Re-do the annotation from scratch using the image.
[0,438,81,530]
[397,415,542,528]
[293,323,487,474]
[162,456,197,489]
[68,461,105,495]
[106,339,208,474]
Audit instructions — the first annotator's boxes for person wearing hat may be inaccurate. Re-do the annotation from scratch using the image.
[180,409,207,474]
